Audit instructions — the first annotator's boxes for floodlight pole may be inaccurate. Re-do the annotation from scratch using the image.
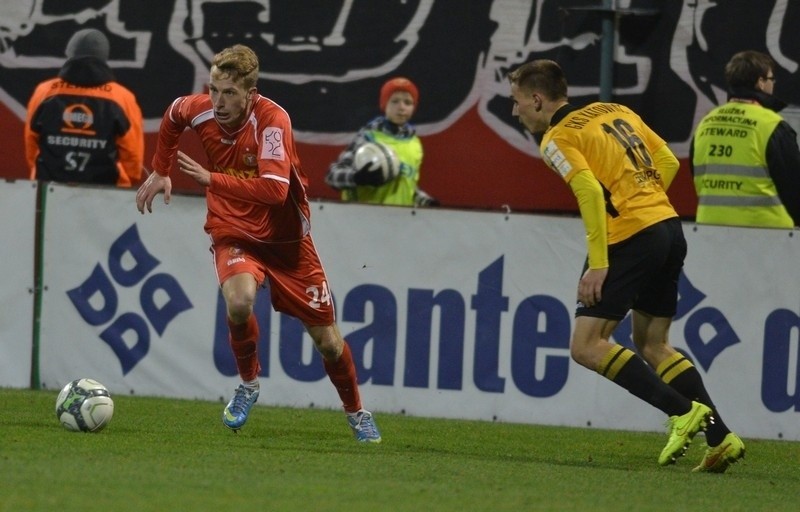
[599,0,615,102]
[565,1,660,102]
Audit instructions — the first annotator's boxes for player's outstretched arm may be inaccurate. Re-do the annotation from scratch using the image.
[136,170,172,214]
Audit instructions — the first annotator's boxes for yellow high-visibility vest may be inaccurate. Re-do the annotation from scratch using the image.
[693,102,793,228]
[342,130,423,206]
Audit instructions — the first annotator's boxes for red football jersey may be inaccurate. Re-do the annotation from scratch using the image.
[151,94,311,242]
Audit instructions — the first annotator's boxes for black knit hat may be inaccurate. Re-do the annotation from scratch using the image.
[65,29,110,61]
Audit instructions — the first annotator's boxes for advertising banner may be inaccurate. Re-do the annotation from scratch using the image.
[0,180,37,388]
[36,184,799,440]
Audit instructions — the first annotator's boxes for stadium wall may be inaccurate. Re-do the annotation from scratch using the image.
[1,180,797,441]
[1,1,799,216]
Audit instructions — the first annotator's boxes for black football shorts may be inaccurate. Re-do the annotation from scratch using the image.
[575,217,686,320]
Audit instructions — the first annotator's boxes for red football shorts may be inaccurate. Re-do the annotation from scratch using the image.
[211,235,336,326]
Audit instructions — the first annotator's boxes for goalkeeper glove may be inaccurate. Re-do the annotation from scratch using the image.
[353,162,394,187]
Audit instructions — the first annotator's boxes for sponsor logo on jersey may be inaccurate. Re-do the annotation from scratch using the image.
[260,127,285,160]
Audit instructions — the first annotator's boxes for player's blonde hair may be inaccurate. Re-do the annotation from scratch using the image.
[210,45,259,89]
[508,59,568,101]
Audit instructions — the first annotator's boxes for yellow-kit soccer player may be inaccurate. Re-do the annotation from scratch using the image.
[508,59,744,473]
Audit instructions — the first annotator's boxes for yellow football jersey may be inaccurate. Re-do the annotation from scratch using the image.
[540,102,677,244]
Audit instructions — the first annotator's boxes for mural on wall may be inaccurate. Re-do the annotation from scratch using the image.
[480,0,800,157]
[1,0,798,212]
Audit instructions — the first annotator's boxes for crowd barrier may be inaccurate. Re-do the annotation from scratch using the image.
[1,180,797,441]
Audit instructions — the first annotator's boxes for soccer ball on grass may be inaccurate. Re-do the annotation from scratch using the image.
[55,378,114,432]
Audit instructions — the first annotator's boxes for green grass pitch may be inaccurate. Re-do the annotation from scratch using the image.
[1,388,798,512]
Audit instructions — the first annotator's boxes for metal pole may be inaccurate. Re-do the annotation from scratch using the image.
[599,0,615,101]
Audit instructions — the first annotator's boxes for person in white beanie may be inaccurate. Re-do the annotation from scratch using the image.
[24,28,144,187]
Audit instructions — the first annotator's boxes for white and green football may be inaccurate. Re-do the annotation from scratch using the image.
[55,378,115,433]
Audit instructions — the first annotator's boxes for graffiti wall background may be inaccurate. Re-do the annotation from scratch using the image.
[1,0,798,215]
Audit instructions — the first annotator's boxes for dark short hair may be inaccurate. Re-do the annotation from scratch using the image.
[508,59,568,101]
[725,51,775,89]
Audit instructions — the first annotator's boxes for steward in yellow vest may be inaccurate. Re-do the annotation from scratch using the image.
[691,51,800,228]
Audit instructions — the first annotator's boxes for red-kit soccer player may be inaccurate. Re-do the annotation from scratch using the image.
[135,44,381,442]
